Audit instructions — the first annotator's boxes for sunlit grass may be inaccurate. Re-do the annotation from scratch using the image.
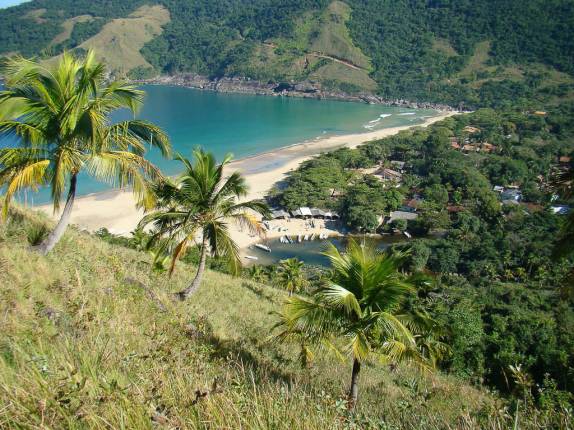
[0,208,567,429]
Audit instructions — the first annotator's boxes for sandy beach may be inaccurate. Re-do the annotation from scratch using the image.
[35,111,457,249]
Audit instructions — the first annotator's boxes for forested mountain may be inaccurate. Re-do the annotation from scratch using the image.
[1,0,573,108]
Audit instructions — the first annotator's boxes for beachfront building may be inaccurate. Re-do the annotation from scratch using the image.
[386,210,419,224]
[462,144,478,153]
[373,167,403,184]
[463,126,481,134]
[480,142,497,153]
[310,208,325,218]
[290,207,339,220]
[290,207,313,219]
[323,211,339,220]
[270,209,291,220]
[450,137,461,150]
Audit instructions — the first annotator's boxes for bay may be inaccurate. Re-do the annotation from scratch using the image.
[1,85,437,203]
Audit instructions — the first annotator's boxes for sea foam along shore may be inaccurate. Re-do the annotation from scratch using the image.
[34,110,458,249]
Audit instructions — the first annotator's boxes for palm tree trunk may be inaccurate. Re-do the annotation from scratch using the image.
[34,174,77,255]
[348,358,361,410]
[177,235,208,300]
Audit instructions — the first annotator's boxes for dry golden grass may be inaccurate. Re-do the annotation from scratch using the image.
[75,5,170,75]
[310,61,377,92]
[50,15,94,46]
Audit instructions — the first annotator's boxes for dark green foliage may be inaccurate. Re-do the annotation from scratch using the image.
[340,177,403,231]
[446,300,486,380]
[278,155,349,210]
[2,0,573,107]
[404,240,431,272]
[347,0,574,106]
[277,104,574,401]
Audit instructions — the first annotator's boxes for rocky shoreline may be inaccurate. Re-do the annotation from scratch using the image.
[133,74,458,111]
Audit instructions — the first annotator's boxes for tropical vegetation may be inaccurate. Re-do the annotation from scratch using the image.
[0,51,170,254]
[139,149,269,299]
[1,208,571,428]
[274,240,432,408]
[271,105,574,407]
[276,257,308,296]
[0,3,573,427]
[1,0,573,107]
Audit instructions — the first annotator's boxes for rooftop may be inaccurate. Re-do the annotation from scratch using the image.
[388,211,419,222]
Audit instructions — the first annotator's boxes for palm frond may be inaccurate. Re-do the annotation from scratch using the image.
[1,159,50,217]
[282,296,344,337]
[107,120,171,157]
[0,51,170,217]
[213,171,248,203]
[169,236,190,277]
[206,221,241,276]
[347,331,371,361]
[230,211,265,237]
[86,151,163,209]
[378,339,433,373]
[318,284,362,318]
[0,120,46,145]
[227,199,271,218]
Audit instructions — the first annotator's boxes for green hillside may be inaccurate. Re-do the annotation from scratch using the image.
[0,207,568,429]
[1,0,573,106]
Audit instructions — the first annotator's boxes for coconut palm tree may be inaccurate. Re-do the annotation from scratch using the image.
[139,149,270,300]
[274,239,432,409]
[277,257,308,296]
[0,51,171,254]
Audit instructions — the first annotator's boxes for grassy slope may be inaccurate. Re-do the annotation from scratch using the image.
[0,207,509,429]
[74,5,169,75]
[307,1,376,92]
[50,15,94,46]
[243,1,376,92]
[309,1,371,70]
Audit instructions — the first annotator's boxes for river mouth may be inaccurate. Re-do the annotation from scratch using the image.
[243,235,408,267]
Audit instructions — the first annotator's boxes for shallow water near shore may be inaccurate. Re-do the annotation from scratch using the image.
[244,235,407,267]
[0,84,437,204]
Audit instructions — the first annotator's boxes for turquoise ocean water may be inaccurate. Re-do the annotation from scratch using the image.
[0,85,437,203]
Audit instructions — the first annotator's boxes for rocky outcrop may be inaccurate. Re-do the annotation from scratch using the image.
[134,74,457,111]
